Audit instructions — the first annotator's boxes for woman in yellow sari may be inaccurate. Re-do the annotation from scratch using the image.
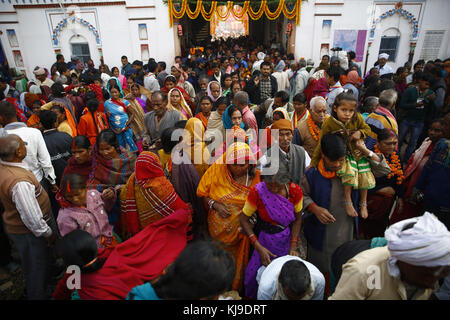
[180,117,210,179]
[167,87,193,120]
[196,142,261,293]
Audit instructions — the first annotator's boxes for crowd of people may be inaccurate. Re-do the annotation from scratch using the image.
[0,40,449,301]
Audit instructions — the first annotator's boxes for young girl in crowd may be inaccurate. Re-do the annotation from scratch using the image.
[77,98,109,146]
[61,135,93,182]
[290,93,309,130]
[57,173,118,249]
[311,91,374,219]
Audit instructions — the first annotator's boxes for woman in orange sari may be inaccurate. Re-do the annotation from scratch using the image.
[196,142,261,293]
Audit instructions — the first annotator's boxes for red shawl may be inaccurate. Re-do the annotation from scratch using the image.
[304,78,318,105]
[62,156,93,182]
[56,156,94,208]
[312,77,329,99]
[78,208,192,300]
[87,146,136,192]
[122,151,188,235]
[111,98,128,111]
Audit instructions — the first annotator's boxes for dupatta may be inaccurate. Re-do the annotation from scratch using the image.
[167,88,193,120]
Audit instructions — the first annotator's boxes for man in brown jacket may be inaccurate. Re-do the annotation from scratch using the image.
[0,134,56,299]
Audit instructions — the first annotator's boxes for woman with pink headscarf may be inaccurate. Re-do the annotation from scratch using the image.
[343,70,360,100]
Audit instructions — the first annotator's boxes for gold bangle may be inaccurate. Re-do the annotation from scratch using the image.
[83,257,98,268]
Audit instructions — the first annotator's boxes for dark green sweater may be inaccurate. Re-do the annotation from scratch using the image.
[399,86,434,122]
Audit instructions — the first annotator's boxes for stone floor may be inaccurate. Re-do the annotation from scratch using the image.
[0,249,25,300]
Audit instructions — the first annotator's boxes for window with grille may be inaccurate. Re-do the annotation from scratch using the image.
[379,36,399,62]
[71,43,91,65]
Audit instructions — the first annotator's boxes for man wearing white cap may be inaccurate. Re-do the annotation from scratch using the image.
[33,66,54,88]
[329,212,450,300]
[375,53,394,77]
[252,52,266,73]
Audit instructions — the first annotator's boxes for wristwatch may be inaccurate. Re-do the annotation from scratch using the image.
[368,151,374,158]
[209,200,216,210]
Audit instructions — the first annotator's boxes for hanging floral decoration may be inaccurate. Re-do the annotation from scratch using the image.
[167,0,301,27]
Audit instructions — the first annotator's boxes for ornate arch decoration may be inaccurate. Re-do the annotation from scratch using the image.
[51,16,101,47]
[369,2,419,42]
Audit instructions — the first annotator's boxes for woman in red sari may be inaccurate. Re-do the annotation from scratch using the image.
[52,208,192,300]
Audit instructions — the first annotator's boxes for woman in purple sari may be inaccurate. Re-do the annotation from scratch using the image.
[240,159,304,299]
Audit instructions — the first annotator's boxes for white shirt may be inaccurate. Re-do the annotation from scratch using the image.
[35,77,54,88]
[326,82,344,114]
[295,68,310,95]
[3,84,10,97]
[376,64,394,77]
[0,160,52,238]
[144,73,160,93]
[257,255,325,300]
[1,122,56,184]
[272,71,290,92]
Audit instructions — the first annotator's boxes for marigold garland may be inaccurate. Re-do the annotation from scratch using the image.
[231,1,250,20]
[318,158,337,179]
[200,1,218,21]
[167,0,301,27]
[374,145,405,185]
[307,115,321,142]
[264,0,284,20]
[185,0,203,19]
[215,2,234,21]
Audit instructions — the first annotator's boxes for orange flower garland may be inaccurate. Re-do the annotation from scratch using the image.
[307,116,321,142]
[374,145,405,185]
[318,158,336,179]
[168,0,302,27]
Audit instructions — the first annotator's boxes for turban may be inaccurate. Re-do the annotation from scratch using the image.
[24,93,40,108]
[29,85,42,95]
[257,52,266,60]
[33,67,46,76]
[271,119,293,132]
[307,59,314,66]
[385,212,450,278]
[275,60,286,72]
[378,53,389,60]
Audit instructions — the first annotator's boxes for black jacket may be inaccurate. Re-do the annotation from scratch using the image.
[42,129,73,185]
[244,75,278,105]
